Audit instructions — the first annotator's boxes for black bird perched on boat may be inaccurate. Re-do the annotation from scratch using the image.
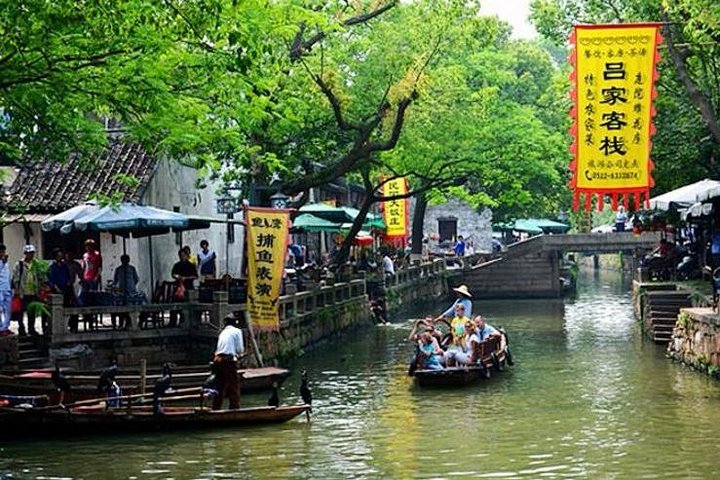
[300,369,312,421]
[96,361,119,393]
[51,363,71,406]
[267,382,280,407]
[152,363,173,415]
[203,361,219,392]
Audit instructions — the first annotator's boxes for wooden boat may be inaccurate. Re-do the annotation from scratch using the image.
[411,326,513,387]
[0,365,290,404]
[0,403,310,436]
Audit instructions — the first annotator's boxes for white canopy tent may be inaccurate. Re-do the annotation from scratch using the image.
[648,179,720,211]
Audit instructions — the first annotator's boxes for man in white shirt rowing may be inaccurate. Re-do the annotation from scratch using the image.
[212,313,245,410]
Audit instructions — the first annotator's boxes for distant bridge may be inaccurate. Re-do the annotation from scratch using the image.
[458,232,661,299]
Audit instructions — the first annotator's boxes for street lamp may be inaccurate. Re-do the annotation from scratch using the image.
[270,191,290,209]
[217,193,242,278]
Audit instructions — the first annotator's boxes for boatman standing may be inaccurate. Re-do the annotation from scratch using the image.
[212,313,245,410]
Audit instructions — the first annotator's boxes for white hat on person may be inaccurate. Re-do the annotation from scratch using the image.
[23,244,36,254]
[452,285,472,298]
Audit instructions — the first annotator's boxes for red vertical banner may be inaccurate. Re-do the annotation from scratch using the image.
[569,23,662,211]
[381,177,408,246]
[245,207,291,332]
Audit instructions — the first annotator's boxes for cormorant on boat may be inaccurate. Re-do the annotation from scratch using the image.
[51,363,71,406]
[153,363,172,415]
[267,382,279,407]
[97,361,118,393]
[203,361,219,392]
[300,370,312,421]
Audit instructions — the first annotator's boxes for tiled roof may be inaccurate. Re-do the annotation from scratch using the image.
[3,142,157,214]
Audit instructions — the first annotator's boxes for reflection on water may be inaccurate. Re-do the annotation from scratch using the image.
[3,268,720,478]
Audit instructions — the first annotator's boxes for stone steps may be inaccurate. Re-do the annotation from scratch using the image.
[17,337,49,369]
[644,290,692,344]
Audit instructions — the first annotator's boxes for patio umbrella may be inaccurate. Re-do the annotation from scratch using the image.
[524,218,570,234]
[291,213,343,232]
[40,202,99,232]
[42,203,211,291]
[510,219,543,234]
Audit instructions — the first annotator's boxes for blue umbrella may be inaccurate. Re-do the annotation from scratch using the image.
[42,203,210,292]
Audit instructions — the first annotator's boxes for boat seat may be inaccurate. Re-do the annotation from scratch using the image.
[471,337,501,365]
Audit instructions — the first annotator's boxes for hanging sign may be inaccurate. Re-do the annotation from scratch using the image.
[246,207,290,332]
[569,23,662,211]
[381,177,408,240]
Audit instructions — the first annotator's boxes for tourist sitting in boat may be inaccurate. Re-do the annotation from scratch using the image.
[442,310,472,366]
[417,332,444,370]
[433,284,472,323]
[442,319,480,367]
[474,315,500,341]
[409,316,442,342]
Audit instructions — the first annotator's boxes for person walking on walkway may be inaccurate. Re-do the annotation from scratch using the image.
[0,244,11,335]
[212,313,245,410]
[11,245,42,336]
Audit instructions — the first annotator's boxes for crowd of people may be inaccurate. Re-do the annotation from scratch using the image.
[0,238,220,336]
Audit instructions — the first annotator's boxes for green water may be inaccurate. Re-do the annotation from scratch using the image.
[2,269,720,479]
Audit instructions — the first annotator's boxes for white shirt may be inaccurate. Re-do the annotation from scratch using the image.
[0,259,10,291]
[215,325,245,357]
[382,256,395,275]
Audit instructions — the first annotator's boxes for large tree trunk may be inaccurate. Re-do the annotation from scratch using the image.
[663,19,720,146]
[331,196,373,268]
[411,191,427,258]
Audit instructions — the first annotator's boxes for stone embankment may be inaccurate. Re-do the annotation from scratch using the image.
[668,307,720,377]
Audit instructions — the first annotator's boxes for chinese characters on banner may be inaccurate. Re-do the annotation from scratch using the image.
[246,207,290,332]
[381,177,408,244]
[570,23,662,211]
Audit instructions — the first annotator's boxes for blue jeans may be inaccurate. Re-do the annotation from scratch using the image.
[0,290,10,331]
[422,355,444,370]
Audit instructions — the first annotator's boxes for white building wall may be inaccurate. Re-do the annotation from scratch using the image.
[98,157,246,296]
[410,197,493,253]
[2,223,43,263]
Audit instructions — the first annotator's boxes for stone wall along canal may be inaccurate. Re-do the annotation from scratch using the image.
[2,269,720,478]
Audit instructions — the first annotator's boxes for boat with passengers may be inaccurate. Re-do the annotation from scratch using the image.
[408,316,513,387]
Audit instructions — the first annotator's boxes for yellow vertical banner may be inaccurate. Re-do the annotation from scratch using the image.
[570,23,662,211]
[381,177,408,239]
[246,207,290,332]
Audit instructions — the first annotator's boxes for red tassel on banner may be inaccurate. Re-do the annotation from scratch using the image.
[597,194,604,212]
[573,192,579,211]
[611,194,618,211]
[633,193,640,211]
[585,193,592,212]
[623,195,630,211]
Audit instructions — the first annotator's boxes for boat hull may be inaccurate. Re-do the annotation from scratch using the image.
[0,404,309,436]
[0,366,290,404]
[414,366,489,387]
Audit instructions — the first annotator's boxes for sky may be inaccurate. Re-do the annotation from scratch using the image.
[480,0,537,39]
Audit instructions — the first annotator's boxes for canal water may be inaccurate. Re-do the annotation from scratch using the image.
[3,268,720,479]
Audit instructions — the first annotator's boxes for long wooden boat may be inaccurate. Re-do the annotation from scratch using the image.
[0,404,310,436]
[411,328,513,388]
[0,365,290,404]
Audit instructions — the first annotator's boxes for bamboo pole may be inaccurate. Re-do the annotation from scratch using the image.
[66,386,202,408]
[139,359,147,396]
[245,310,264,367]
